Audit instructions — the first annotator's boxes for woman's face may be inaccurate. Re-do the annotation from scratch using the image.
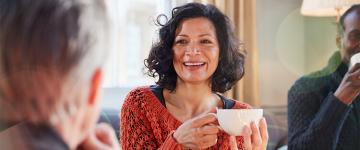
[172,17,220,84]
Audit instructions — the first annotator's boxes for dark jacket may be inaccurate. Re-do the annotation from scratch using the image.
[288,51,360,150]
[0,122,69,150]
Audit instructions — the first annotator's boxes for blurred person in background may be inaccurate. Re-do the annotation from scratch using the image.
[288,4,360,150]
[0,0,120,149]
[120,3,268,150]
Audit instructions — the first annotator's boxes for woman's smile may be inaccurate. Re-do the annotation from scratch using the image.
[183,61,207,71]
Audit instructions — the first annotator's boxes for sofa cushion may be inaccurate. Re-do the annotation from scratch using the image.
[264,111,288,150]
[98,108,120,140]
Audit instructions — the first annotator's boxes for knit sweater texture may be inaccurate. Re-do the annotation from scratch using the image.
[120,86,251,149]
[288,51,360,150]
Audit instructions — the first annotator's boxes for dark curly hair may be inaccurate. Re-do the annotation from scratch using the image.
[145,2,245,93]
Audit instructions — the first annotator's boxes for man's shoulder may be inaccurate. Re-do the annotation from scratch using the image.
[0,123,25,150]
[0,123,69,150]
[289,51,345,96]
[289,72,333,96]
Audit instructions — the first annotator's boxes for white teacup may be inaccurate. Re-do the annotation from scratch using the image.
[217,109,263,136]
[350,52,360,68]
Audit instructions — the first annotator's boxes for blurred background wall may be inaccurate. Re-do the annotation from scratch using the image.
[101,0,339,114]
[257,0,337,108]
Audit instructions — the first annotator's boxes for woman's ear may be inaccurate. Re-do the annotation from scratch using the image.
[88,68,103,106]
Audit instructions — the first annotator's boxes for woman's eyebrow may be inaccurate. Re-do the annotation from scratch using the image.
[176,33,214,37]
[199,33,213,37]
[176,34,188,37]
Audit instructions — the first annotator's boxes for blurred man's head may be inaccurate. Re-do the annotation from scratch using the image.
[0,0,109,147]
[340,4,360,64]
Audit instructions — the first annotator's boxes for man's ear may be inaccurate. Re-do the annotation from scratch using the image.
[88,68,102,106]
[336,34,342,49]
[336,26,344,49]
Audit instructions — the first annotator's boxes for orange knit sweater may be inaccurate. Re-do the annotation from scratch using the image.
[120,86,250,150]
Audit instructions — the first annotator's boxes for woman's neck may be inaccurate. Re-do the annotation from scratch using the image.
[164,79,220,119]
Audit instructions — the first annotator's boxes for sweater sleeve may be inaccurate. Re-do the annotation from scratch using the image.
[120,88,182,150]
[288,84,352,150]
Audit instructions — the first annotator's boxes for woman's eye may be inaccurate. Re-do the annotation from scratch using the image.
[175,39,187,44]
[200,39,212,44]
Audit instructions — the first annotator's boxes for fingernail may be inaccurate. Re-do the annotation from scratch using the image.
[242,125,252,135]
[251,121,257,128]
[261,118,267,126]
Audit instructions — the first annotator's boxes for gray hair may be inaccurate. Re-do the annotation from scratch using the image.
[0,0,110,125]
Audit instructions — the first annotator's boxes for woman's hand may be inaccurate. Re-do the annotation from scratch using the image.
[230,118,268,150]
[173,113,220,149]
[78,123,120,150]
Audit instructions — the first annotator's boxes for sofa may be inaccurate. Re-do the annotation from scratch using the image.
[98,107,288,150]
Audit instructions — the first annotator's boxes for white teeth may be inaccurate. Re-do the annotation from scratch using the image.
[184,62,205,66]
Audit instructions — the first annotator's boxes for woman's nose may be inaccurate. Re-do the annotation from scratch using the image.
[185,43,200,55]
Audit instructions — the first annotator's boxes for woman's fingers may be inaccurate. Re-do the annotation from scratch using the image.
[229,136,238,150]
[199,125,220,135]
[250,121,262,146]
[242,125,252,150]
[259,118,269,146]
[174,113,220,150]
[200,134,218,148]
[249,118,269,150]
[192,113,217,128]
[243,119,269,150]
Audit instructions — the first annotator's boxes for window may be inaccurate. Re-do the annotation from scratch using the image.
[102,0,190,108]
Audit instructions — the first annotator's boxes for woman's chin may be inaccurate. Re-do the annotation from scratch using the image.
[179,76,211,84]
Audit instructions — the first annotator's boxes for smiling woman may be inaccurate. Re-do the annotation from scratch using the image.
[120,2,268,150]
[145,4,245,93]
[172,17,220,85]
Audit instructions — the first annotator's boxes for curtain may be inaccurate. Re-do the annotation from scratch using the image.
[193,0,260,107]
